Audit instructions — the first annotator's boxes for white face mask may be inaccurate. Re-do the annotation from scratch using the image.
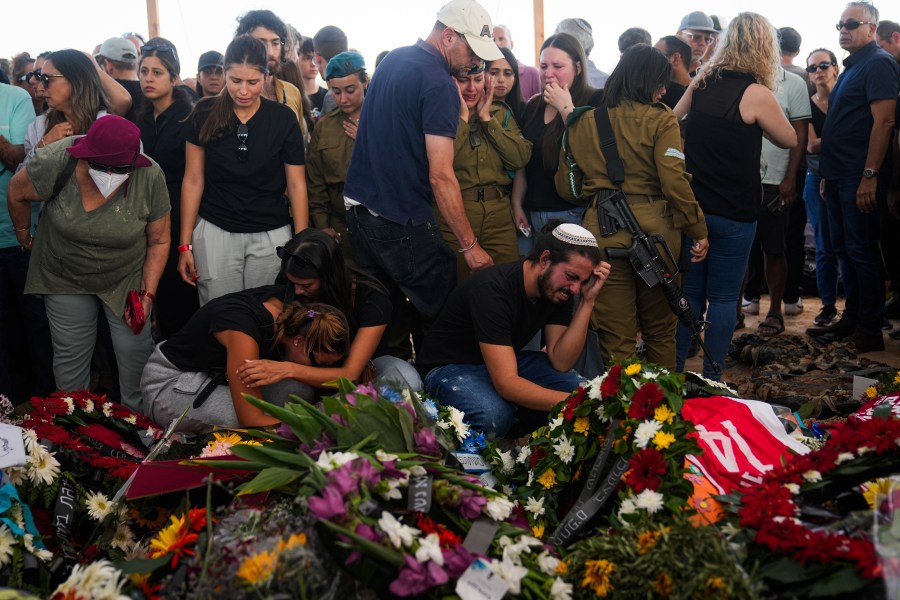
[88,168,130,198]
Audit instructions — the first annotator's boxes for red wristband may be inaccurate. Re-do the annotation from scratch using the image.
[140,290,156,302]
[178,244,192,253]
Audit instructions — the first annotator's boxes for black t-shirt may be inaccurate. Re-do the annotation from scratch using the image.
[661,81,687,110]
[417,262,572,370]
[186,98,305,233]
[117,78,143,123]
[160,284,285,372]
[310,87,327,111]
[521,112,574,212]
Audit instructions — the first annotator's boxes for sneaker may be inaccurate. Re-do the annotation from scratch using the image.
[814,304,838,326]
[806,317,856,337]
[784,298,804,316]
[742,297,760,315]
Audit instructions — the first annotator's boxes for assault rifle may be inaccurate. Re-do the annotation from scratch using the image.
[590,104,720,374]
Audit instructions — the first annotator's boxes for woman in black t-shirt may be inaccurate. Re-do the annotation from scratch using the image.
[141,293,348,432]
[235,229,423,390]
[178,35,308,306]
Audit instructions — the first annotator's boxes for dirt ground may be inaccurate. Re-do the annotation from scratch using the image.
[684,294,899,411]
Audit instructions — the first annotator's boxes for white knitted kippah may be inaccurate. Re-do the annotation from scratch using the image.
[551,223,599,247]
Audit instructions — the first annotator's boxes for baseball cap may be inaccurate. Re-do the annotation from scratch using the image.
[678,11,718,34]
[437,0,503,62]
[97,37,138,61]
[67,115,152,168]
[197,51,224,71]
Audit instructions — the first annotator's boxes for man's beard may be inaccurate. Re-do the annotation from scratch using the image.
[538,266,571,304]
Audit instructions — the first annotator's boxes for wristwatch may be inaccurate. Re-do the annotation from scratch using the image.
[862,168,878,179]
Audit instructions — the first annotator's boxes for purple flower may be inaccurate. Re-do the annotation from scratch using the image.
[388,555,449,597]
[443,545,476,579]
[346,383,377,406]
[276,423,298,441]
[414,428,441,456]
[330,413,348,427]
[354,458,382,489]
[299,433,336,459]
[346,522,383,565]
[307,485,346,520]
[458,489,488,520]
[327,465,357,496]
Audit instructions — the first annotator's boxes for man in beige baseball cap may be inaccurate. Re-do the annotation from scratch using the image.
[437,0,503,66]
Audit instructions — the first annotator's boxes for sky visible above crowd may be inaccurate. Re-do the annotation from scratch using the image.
[5,1,869,80]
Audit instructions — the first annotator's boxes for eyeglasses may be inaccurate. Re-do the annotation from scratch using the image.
[88,162,134,174]
[22,71,40,84]
[806,61,836,73]
[141,44,179,61]
[681,32,713,44]
[835,19,875,31]
[35,72,66,87]
[200,66,224,76]
[236,123,248,163]
[122,32,146,43]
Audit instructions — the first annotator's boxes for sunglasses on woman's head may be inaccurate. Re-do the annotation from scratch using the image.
[806,61,836,73]
[835,19,874,31]
[236,123,249,163]
[141,44,179,61]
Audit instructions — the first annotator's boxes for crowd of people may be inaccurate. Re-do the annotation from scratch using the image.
[1,0,898,436]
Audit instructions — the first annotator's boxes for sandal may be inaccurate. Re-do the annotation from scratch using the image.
[757,314,785,337]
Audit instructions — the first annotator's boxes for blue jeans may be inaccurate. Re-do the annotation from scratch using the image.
[518,207,586,256]
[676,214,756,380]
[823,177,885,332]
[803,170,839,306]
[424,351,581,437]
[347,207,456,328]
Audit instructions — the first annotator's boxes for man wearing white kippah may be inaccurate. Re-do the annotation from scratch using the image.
[417,222,611,436]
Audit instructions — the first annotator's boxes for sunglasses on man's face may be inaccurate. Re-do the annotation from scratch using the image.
[835,19,874,31]
[88,162,134,174]
[806,61,836,73]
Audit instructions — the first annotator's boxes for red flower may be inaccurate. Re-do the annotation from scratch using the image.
[529,447,547,469]
[187,508,211,532]
[561,387,586,421]
[414,514,462,548]
[600,366,622,398]
[627,383,664,420]
[624,448,667,492]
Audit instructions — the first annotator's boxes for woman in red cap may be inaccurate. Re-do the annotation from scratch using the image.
[8,114,170,410]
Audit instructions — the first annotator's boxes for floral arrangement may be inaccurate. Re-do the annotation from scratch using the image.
[490,361,699,540]
[722,409,900,596]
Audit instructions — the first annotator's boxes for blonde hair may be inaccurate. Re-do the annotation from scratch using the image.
[694,12,781,91]
[275,302,350,357]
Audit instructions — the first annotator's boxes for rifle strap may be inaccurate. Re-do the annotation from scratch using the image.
[48,155,78,202]
[593,104,625,187]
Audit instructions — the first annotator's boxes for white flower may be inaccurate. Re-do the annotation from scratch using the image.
[802,470,822,483]
[516,446,531,465]
[784,483,800,495]
[635,489,664,514]
[27,448,60,486]
[587,376,604,400]
[501,484,513,496]
[414,533,444,565]
[22,534,52,562]
[124,415,137,425]
[857,446,873,456]
[835,452,855,464]
[550,577,573,600]
[377,478,404,501]
[378,512,419,549]
[527,470,534,486]
[84,491,114,521]
[83,399,95,413]
[594,403,608,421]
[525,496,546,516]
[488,556,529,595]
[549,415,564,431]
[484,496,514,521]
[634,420,663,449]
[315,451,357,472]
[22,429,38,453]
[51,559,129,600]
[446,406,470,442]
[552,435,575,464]
[110,524,135,552]
[102,402,114,418]
[408,465,427,477]
[63,397,75,414]
[0,524,14,567]
[619,497,637,516]
[537,551,560,575]
[376,450,399,463]
[4,467,26,486]
[642,370,659,380]
[495,450,515,475]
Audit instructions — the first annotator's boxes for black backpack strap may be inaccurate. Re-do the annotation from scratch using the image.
[593,104,625,188]
[48,155,78,202]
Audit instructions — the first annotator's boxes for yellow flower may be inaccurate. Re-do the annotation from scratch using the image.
[637,530,662,554]
[706,576,725,590]
[653,571,672,596]
[864,386,878,399]
[894,373,900,386]
[532,523,545,539]
[582,559,615,597]
[654,405,675,424]
[556,561,569,575]
[149,514,186,557]
[537,468,557,489]
[277,533,307,552]
[237,550,279,585]
[653,431,676,450]
[862,478,898,510]
[574,416,590,435]
[624,364,642,377]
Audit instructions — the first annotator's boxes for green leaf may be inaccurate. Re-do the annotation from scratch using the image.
[115,554,171,574]
[181,458,270,470]
[241,394,322,444]
[808,567,867,596]
[236,467,301,495]
[230,444,315,469]
[319,520,405,567]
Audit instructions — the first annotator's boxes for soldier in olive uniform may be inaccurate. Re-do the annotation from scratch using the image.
[306,51,368,262]
[555,45,708,370]
[440,64,532,281]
